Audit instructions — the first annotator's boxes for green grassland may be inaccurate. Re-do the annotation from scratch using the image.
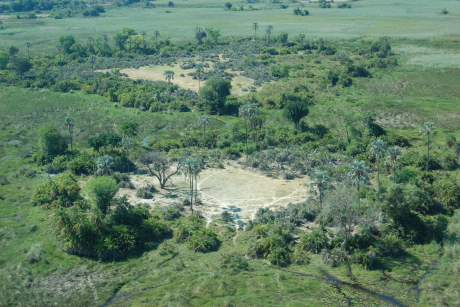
[1,0,460,306]
[2,0,460,55]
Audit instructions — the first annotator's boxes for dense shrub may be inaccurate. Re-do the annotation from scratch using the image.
[299,228,329,253]
[187,228,219,252]
[219,251,249,270]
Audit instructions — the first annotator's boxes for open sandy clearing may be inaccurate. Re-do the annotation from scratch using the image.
[97,64,259,96]
[117,166,310,225]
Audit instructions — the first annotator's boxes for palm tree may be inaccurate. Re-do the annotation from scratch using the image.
[88,55,96,76]
[196,63,204,91]
[265,25,273,44]
[446,134,457,149]
[252,22,259,40]
[56,45,64,77]
[121,137,134,173]
[141,31,147,39]
[386,146,403,183]
[63,116,74,155]
[310,171,330,208]
[239,103,259,160]
[96,155,115,176]
[420,122,436,171]
[198,115,210,145]
[25,42,31,59]
[87,37,94,53]
[164,70,174,86]
[154,30,160,41]
[102,34,109,49]
[347,160,370,213]
[182,158,202,213]
[369,139,387,190]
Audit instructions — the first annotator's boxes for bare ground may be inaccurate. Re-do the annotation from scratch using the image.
[117,165,311,225]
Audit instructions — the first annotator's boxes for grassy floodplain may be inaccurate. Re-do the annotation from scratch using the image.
[1,0,460,306]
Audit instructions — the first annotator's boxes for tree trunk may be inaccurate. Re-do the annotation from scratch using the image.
[377,156,380,190]
[393,162,396,183]
[126,148,129,173]
[68,127,73,155]
[427,133,430,171]
[341,235,348,250]
[357,183,360,215]
[203,124,206,145]
[190,175,194,213]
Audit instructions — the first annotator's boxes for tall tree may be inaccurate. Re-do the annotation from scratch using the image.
[420,122,436,171]
[164,70,174,85]
[195,27,206,44]
[206,28,221,43]
[199,76,232,114]
[369,139,387,190]
[56,45,64,77]
[319,186,377,251]
[239,103,259,160]
[386,146,403,183]
[154,30,160,41]
[252,22,259,40]
[196,63,204,91]
[283,101,309,129]
[87,37,94,54]
[63,116,74,155]
[88,55,96,76]
[182,157,202,213]
[24,42,31,59]
[137,151,182,189]
[9,46,19,57]
[265,26,272,44]
[347,160,370,213]
[310,171,330,208]
[198,115,210,145]
[121,137,134,173]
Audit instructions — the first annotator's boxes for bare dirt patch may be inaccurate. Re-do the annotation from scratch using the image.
[117,166,310,225]
[97,63,260,96]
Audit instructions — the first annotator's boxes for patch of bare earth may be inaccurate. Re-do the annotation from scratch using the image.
[117,166,310,225]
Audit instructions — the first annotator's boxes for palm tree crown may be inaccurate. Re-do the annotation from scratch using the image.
[96,155,115,176]
[386,146,403,182]
[369,139,387,189]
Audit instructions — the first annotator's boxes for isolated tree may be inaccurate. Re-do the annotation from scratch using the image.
[56,45,64,77]
[310,171,330,208]
[252,22,259,40]
[182,157,202,212]
[283,101,309,129]
[58,34,76,52]
[164,70,174,85]
[386,146,403,183]
[88,55,96,76]
[265,26,272,44]
[137,151,182,189]
[196,63,204,91]
[102,34,109,48]
[86,176,118,214]
[120,122,139,137]
[195,26,206,44]
[9,46,19,57]
[198,115,211,144]
[121,137,134,173]
[154,30,160,41]
[96,155,115,176]
[24,42,31,58]
[347,160,370,213]
[224,2,232,9]
[239,103,259,160]
[63,116,74,155]
[38,125,67,156]
[206,28,221,44]
[199,76,232,114]
[420,122,436,171]
[12,57,32,78]
[319,185,377,251]
[369,139,387,190]
[446,134,457,149]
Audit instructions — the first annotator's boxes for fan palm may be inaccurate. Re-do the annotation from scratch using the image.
[310,171,330,208]
[182,158,202,213]
[252,22,259,40]
[239,103,259,160]
[347,160,370,213]
[420,122,436,171]
[121,137,134,173]
[96,155,114,176]
[25,42,31,58]
[63,116,74,155]
[164,70,174,86]
[196,63,204,91]
[369,139,387,190]
[198,115,210,145]
[386,146,403,183]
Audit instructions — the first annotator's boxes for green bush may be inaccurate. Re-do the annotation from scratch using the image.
[86,176,119,214]
[219,251,249,270]
[299,228,329,253]
[187,228,219,252]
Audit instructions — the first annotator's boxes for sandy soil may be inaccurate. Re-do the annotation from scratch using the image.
[117,165,310,226]
[97,63,260,96]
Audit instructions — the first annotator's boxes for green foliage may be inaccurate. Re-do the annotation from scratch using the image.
[11,57,32,78]
[283,100,309,128]
[31,173,82,208]
[187,228,219,252]
[86,176,119,214]
[219,251,249,271]
[0,50,9,70]
[299,228,329,253]
[119,122,139,136]
[38,125,67,156]
[199,76,232,114]
[380,183,429,225]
